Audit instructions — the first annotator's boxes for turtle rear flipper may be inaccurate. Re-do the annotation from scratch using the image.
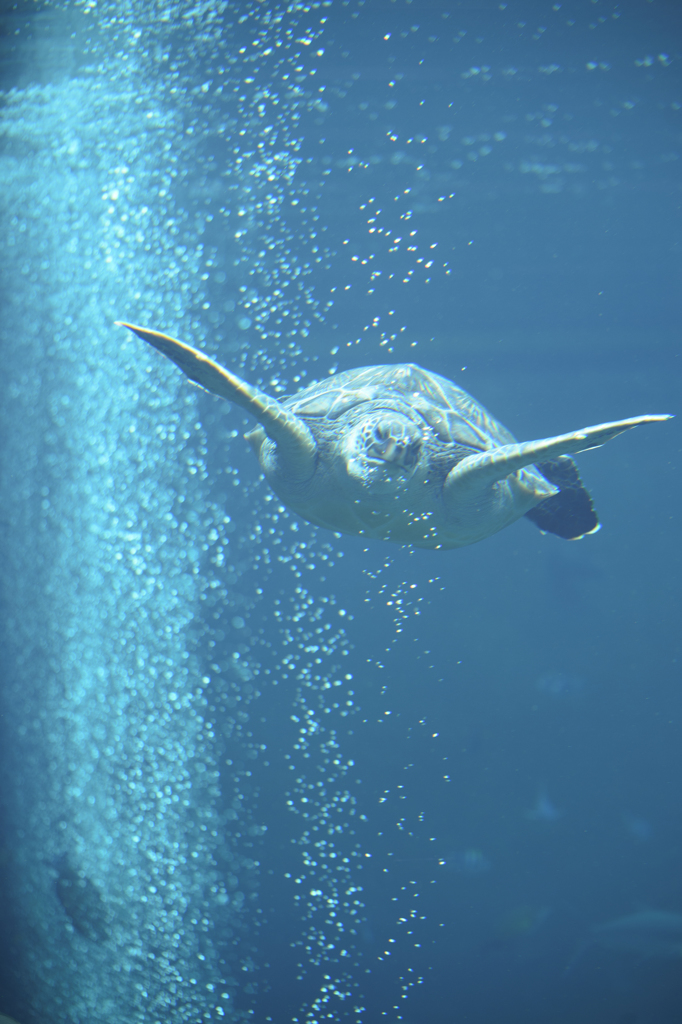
[524,456,599,540]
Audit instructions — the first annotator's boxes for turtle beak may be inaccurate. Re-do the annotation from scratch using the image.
[372,437,399,462]
[365,413,424,473]
[367,436,421,474]
[343,414,423,485]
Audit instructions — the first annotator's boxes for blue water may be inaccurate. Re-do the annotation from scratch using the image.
[0,2,679,1022]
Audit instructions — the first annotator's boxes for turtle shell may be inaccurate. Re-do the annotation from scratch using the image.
[284,363,517,451]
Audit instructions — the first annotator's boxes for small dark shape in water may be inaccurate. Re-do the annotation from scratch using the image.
[623,813,652,843]
[592,910,682,957]
[438,848,491,874]
[526,787,563,822]
[566,910,682,973]
[545,545,602,605]
[493,904,552,943]
[55,858,110,941]
[483,905,552,954]
[536,670,584,698]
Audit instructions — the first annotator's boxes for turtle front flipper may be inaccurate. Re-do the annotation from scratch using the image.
[443,414,672,540]
[116,322,316,483]
[445,414,672,495]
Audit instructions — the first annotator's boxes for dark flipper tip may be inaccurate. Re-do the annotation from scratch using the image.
[525,456,599,540]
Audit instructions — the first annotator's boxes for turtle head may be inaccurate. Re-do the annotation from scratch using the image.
[341,410,423,487]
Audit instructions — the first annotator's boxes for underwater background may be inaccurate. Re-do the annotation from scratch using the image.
[0,1,679,1022]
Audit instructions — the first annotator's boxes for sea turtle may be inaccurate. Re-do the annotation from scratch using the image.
[117,322,671,550]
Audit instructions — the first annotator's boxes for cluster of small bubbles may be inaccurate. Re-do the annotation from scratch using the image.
[0,3,392,1021]
[0,52,275,1018]
[361,575,423,641]
[260,567,373,1019]
[61,0,349,395]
